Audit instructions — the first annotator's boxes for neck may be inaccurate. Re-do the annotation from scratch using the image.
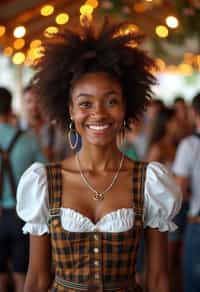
[78,143,122,172]
[163,133,175,144]
[28,119,43,133]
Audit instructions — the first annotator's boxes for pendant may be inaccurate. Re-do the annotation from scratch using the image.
[93,193,104,201]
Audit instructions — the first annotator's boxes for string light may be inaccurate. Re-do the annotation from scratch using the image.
[27,47,44,61]
[13,38,25,50]
[4,47,13,57]
[13,26,26,38]
[0,25,6,37]
[155,25,169,38]
[179,63,193,75]
[40,5,54,16]
[12,52,25,65]
[44,26,58,38]
[85,0,99,8]
[30,39,42,48]
[80,4,94,14]
[166,16,179,29]
[55,13,69,25]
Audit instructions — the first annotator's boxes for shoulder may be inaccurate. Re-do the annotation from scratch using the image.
[143,162,182,231]
[16,162,50,235]
[17,162,47,189]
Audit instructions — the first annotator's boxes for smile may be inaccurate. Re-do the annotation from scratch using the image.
[87,124,111,131]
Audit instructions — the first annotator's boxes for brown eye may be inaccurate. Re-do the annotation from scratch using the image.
[107,98,118,106]
[79,101,92,108]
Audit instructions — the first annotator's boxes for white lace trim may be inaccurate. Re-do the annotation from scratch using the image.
[23,207,177,233]
[22,222,49,235]
[60,207,134,232]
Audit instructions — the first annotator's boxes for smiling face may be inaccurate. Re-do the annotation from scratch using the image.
[69,72,126,147]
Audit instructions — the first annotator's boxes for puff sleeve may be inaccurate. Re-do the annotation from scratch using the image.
[16,162,49,235]
[144,162,182,232]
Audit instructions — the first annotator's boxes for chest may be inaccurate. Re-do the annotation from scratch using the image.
[61,169,133,224]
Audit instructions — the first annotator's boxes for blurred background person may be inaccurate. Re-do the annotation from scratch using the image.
[173,93,200,292]
[21,84,77,161]
[0,87,46,292]
[146,107,185,292]
[173,96,192,140]
[147,108,179,166]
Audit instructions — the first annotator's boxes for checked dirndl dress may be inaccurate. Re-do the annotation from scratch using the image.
[46,161,147,292]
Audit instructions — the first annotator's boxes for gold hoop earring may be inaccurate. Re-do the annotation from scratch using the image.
[68,121,79,150]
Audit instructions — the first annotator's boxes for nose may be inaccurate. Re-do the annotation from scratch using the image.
[91,103,107,118]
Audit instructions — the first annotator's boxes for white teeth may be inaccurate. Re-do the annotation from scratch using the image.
[89,124,110,130]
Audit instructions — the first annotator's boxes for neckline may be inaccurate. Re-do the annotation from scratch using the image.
[60,207,133,226]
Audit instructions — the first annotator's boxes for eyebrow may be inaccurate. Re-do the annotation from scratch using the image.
[76,90,120,98]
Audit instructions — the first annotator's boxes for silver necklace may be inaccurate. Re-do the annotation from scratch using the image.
[76,153,124,201]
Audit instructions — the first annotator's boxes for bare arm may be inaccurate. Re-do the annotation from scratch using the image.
[144,228,170,292]
[24,235,52,292]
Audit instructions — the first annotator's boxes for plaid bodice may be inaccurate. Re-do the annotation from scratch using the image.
[46,161,147,292]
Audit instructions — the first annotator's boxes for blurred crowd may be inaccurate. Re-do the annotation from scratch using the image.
[0,84,200,292]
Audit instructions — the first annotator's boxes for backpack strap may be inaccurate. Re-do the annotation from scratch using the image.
[132,161,148,227]
[0,129,23,202]
[46,164,62,219]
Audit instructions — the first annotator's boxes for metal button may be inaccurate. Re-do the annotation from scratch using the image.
[94,234,99,240]
[94,273,100,280]
[93,248,99,253]
[94,260,100,266]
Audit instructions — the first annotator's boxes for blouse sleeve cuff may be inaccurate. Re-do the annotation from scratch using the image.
[144,217,178,232]
[22,222,50,235]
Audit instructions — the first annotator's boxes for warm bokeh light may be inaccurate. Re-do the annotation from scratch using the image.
[40,5,54,16]
[85,0,99,8]
[155,25,169,38]
[44,26,58,37]
[13,26,26,38]
[13,38,25,50]
[155,58,166,71]
[27,46,44,61]
[113,24,139,42]
[123,24,139,34]
[30,39,42,48]
[197,55,200,70]
[166,16,179,29]
[80,4,94,15]
[179,63,193,75]
[80,13,93,27]
[0,25,6,37]
[133,3,147,13]
[12,52,25,65]
[4,46,13,57]
[55,13,69,25]
[167,65,178,73]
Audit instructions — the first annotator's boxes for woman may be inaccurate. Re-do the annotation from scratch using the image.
[16,22,181,292]
[147,108,179,166]
[146,108,186,292]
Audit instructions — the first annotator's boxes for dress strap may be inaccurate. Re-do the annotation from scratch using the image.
[45,163,62,216]
[132,161,148,227]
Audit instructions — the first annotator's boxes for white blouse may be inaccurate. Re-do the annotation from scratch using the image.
[16,162,182,235]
